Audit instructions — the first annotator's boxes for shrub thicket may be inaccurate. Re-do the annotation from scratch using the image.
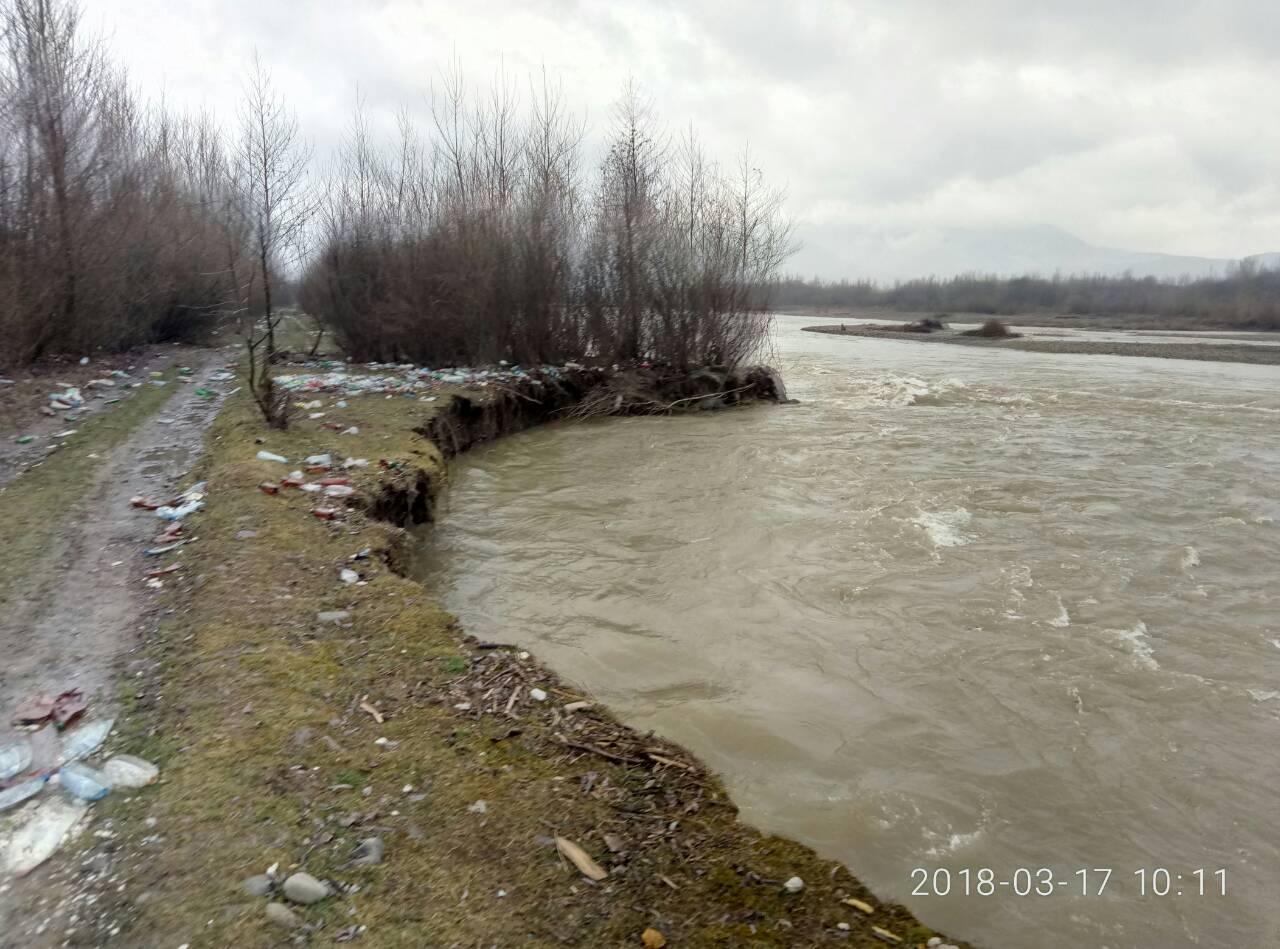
[300,80,793,368]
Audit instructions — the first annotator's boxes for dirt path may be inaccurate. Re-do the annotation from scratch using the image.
[0,347,232,944]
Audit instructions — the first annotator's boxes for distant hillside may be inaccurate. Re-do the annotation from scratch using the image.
[800,224,1279,283]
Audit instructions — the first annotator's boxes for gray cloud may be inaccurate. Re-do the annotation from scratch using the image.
[97,0,1280,277]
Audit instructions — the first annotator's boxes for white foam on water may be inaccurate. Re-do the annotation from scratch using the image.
[925,827,985,857]
[1180,546,1201,570]
[856,373,968,408]
[1247,689,1280,703]
[911,508,974,548]
[1048,597,1071,628]
[1112,621,1159,670]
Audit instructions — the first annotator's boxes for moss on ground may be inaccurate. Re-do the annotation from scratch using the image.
[0,367,181,609]
[101,383,968,948]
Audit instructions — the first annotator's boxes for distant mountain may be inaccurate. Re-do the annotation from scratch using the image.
[798,224,1280,283]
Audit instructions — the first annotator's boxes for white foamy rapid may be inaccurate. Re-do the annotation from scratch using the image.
[911,508,974,548]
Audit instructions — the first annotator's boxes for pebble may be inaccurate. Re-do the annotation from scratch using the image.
[837,922,850,931]
[928,940,942,948]
[317,610,350,623]
[242,874,273,897]
[265,901,303,928]
[282,872,330,905]
[783,876,804,893]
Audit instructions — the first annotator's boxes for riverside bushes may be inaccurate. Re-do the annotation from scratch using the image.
[300,80,793,369]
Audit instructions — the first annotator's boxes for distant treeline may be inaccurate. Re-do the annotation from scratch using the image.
[773,266,1280,329]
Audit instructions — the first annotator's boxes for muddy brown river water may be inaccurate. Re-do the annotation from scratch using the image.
[416,315,1280,948]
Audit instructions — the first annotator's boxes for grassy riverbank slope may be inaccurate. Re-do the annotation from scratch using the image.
[90,371,966,948]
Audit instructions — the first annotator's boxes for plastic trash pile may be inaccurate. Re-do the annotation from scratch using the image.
[129,480,206,589]
[273,360,575,397]
[255,450,363,521]
[1,700,158,877]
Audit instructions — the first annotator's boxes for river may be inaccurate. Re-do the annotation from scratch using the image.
[415,314,1280,948]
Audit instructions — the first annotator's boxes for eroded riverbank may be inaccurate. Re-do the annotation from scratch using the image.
[47,363,964,948]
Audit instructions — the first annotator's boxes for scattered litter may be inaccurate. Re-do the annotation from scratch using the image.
[783,876,805,893]
[304,453,332,467]
[145,540,188,556]
[14,435,33,445]
[58,718,114,765]
[349,548,371,561]
[554,836,608,881]
[52,429,77,438]
[358,697,384,724]
[563,701,591,713]
[342,426,359,435]
[317,611,350,624]
[11,690,85,729]
[844,897,875,914]
[145,563,181,579]
[872,926,902,944]
[335,924,367,942]
[468,800,488,815]
[0,739,33,781]
[256,450,288,464]
[4,795,89,876]
[100,754,159,788]
[529,688,548,702]
[281,470,306,488]
[340,568,360,584]
[0,778,45,813]
[194,387,215,399]
[312,507,341,520]
[258,482,280,495]
[324,484,355,498]
[343,458,369,468]
[57,762,111,801]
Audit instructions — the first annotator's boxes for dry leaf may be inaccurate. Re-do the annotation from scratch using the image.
[641,928,667,948]
[843,897,875,914]
[554,836,608,881]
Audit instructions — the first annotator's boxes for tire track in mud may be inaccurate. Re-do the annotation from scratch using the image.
[0,348,233,944]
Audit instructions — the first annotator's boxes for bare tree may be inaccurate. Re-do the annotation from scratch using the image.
[233,53,313,425]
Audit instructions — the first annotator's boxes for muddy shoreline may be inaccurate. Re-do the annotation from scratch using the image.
[45,362,968,948]
[802,323,1280,365]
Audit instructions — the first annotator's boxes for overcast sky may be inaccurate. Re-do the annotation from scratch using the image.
[97,0,1280,278]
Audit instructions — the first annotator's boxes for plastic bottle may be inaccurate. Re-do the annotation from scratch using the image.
[101,754,159,788]
[0,777,44,813]
[58,762,111,801]
[58,718,114,765]
[256,450,288,464]
[0,739,33,782]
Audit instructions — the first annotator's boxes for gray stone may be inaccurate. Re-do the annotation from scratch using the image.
[282,871,330,905]
[351,837,384,866]
[317,610,350,624]
[265,901,302,928]
[242,874,273,897]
